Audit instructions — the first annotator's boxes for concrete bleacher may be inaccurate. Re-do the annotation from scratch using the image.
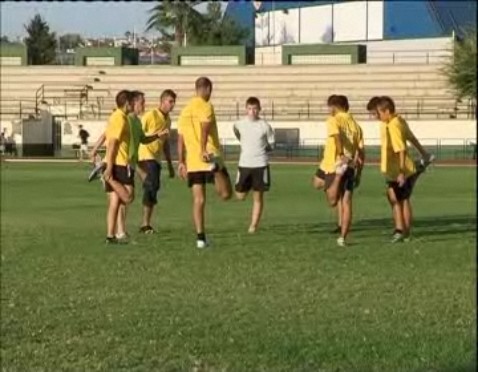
[0,64,473,123]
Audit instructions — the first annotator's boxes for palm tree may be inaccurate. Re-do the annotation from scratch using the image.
[145,0,203,47]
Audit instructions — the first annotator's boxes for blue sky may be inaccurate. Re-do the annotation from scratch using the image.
[0,1,228,39]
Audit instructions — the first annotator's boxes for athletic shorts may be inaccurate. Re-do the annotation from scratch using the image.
[387,173,418,201]
[187,167,230,188]
[105,165,135,193]
[315,167,355,194]
[138,160,161,206]
[235,166,271,193]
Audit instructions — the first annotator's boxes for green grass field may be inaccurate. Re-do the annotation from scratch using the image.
[1,162,476,371]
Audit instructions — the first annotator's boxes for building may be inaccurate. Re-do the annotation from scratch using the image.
[225,0,476,47]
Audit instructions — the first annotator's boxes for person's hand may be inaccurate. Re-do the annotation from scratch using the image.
[202,151,211,162]
[103,166,113,182]
[177,162,187,180]
[167,162,175,178]
[154,128,169,139]
[397,172,406,187]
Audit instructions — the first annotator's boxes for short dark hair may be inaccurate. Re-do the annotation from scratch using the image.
[366,96,381,111]
[327,94,348,110]
[246,96,261,107]
[195,77,213,90]
[115,90,131,108]
[130,90,144,101]
[160,89,177,101]
[376,96,396,113]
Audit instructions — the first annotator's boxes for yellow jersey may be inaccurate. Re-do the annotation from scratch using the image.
[138,109,171,162]
[105,108,130,166]
[319,112,361,173]
[380,115,416,180]
[178,96,221,172]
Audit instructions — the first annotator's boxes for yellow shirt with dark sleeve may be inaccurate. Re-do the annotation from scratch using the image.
[380,115,416,180]
[138,109,171,162]
[177,96,221,172]
[105,108,130,166]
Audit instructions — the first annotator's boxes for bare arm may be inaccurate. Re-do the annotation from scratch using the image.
[90,132,106,159]
[233,124,240,141]
[201,121,211,158]
[407,133,428,158]
[177,134,187,180]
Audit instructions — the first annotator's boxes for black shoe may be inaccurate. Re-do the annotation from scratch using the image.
[139,225,156,234]
[88,162,106,182]
[105,236,118,244]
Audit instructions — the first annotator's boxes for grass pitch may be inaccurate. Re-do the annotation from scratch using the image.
[1,163,476,371]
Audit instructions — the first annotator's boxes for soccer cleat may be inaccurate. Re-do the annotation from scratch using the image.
[196,240,209,249]
[337,236,346,247]
[88,161,106,182]
[391,232,404,244]
[416,154,435,174]
[139,225,156,234]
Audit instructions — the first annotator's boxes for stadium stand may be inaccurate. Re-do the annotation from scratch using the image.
[0,63,474,123]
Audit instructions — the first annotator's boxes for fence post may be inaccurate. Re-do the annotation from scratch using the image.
[392,53,395,64]
[19,101,22,117]
[272,101,275,121]
[307,100,310,119]
[236,101,239,120]
[426,52,430,65]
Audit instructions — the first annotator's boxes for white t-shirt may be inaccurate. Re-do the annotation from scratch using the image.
[233,117,275,168]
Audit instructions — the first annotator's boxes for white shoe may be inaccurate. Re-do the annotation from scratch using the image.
[248,226,257,234]
[337,237,346,247]
[196,240,209,249]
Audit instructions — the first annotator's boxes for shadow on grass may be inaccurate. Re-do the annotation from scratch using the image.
[261,214,477,239]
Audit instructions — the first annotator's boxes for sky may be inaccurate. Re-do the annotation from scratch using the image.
[0,1,228,40]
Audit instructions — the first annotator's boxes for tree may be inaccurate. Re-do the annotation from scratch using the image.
[0,35,11,44]
[59,33,83,51]
[443,29,477,99]
[197,2,249,46]
[24,14,57,65]
[145,1,204,47]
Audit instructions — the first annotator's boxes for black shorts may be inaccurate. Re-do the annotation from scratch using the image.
[105,165,135,193]
[315,167,355,194]
[235,166,271,193]
[187,167,230,188]
[138,160,161,206]
[387,173,418,201]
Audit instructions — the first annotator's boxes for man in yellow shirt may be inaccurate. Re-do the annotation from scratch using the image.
[137,89,177,234]
[93,91,169,244]
[376,96,420,243]
[313,95,363,246]
[103,90,134,244]
[367,96,434,242]
[177,77,232,248]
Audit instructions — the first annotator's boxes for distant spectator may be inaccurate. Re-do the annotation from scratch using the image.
[4,130,17,157]
[78,125,90,161]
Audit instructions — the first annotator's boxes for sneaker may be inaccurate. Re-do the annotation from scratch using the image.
[248,225,257,234]
[115,233,130,244]
[416,154,435,174]
[196,240,209,249]
[337,236,346,247]
[139,225,156,234]
[391,232,404,243]
[403,231,411,242]
[88,161,106,182]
